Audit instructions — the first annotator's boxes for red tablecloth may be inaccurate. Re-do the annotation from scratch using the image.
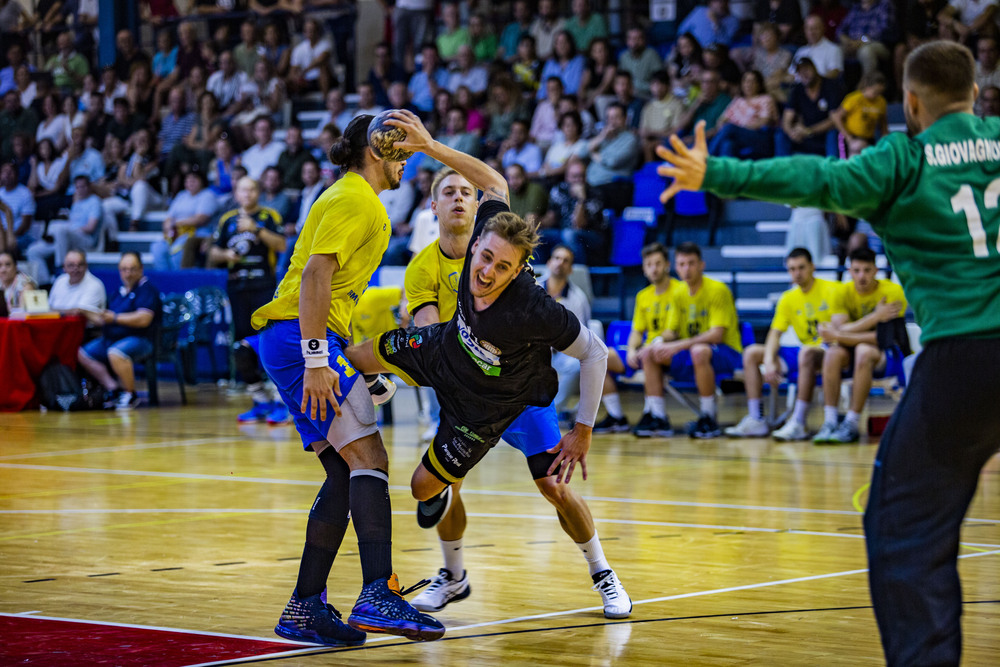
[0,316,86,412]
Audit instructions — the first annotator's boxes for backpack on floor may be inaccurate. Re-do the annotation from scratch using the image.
[37,361,86,411]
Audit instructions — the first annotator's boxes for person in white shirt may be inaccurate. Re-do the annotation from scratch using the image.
[538,244,593,420]
[207,51,251,117]
[48,249,107,321]
[352,82,386,120]
[446,45,489,96]
[316,88,354,134]
[288,18,334,96]
[240,116,286,180]
[792,15,845,79]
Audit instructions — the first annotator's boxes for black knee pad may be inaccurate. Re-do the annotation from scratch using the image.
[526,451,561,480]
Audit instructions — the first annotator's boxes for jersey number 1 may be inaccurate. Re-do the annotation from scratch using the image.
[951,179,1000,258]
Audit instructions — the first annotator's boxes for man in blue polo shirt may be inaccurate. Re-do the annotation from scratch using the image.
[78,251,162,410]
[26,175,103,284]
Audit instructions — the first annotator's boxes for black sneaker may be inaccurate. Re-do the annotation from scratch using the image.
[688,413,722,439]
[416,485,453,529]
[274,589,367,647]
[593,414,630,433]
[633,412,673,437]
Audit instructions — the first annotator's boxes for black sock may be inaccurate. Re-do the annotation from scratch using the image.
[295,449,351,598]
[349,469,393,585]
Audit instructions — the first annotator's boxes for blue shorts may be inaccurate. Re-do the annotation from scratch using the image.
[82,335,153,364]
[256,320,365,450]
[669,343,743,382]
[502,404,561,458]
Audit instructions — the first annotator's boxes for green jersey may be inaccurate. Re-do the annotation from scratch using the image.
[702,112,1000,344]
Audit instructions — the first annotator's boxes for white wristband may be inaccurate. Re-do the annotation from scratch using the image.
[301,338,329,368]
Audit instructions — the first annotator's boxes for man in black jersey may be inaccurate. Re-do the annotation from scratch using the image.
[346,110,609,516]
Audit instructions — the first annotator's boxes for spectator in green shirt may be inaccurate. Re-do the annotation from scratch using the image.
[436,1,470,63]
[564,0,608,53]
[45,32,90,94]
[468,13,498,63]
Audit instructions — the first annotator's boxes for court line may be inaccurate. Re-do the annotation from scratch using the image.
[4,509,998,549]
[0,437,243,461]
[410,549,1000,637]
[1,462,997,525]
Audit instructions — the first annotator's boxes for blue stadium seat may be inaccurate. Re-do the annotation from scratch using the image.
[609,214,647,267]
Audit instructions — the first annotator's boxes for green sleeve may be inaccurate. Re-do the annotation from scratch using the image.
[701,133,917,225]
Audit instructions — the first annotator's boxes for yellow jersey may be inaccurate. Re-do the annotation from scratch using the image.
[632,279,684,341]
[771,278,846,345]
[841,90,887,140]
[841,279,907,322]
[404,239,464,322]
[666,276,742,351]
[251,172,391,336]
[351,286,402,344]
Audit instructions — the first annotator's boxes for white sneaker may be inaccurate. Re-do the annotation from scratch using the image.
[114,391,139,410]
[410,568,471,612]
[772,419,809,441]
[724,415,770,438]
[421,422,439,442]
[592,569,632,619]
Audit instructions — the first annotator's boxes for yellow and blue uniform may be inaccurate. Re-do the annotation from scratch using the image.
[841,279,907,322]
[399,228,560,474]
[631,279,685,342]
[404,240,463,321]
[664,276,743,378]
[770,278,846,345]
[252,172,391,449]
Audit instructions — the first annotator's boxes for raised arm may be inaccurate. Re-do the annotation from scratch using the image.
[388,109,509,205]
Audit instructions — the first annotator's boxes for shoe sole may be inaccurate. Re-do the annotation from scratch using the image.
[416,487,453,529]
[633,429,673,438]
[772,434,810,442]
[690,430,722,439]
[603,602,633,619]
[412,583,471,612]
[371,381,397,406]
[346,614,445,642]
[274,623,366,647]
[593,425,629,434]
[725,430,770,438]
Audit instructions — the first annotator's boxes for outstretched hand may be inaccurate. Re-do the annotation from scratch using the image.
[385,109,434,154]
[656,120,709,204]
[546,423,591,484]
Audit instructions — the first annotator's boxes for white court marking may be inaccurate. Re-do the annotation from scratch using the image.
[0,437,242,461]
[2,509,999,549]
[1,462,997,525]
[8,550,999,662]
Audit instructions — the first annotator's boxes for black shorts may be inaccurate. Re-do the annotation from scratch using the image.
[375,325,523,484]
[230,284,276,342]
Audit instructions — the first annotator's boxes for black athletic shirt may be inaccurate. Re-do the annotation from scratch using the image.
[437,199,582,407]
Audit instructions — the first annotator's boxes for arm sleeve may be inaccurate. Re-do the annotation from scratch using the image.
[701,132,912,226]
[558,325,608,427]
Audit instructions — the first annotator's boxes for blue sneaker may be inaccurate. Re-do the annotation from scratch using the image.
[274,590,367,647]
[238,401,271,423]
[267,402,291,425]
[348,573,445,642]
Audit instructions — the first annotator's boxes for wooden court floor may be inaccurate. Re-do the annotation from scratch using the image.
[1,386,997,665]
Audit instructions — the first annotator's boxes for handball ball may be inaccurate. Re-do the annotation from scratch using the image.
[368,110,414,162]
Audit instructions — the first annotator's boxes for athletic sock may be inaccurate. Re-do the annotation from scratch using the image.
[576,533,611,576]
[792,399,809,425]
[602,393,624,419]
[295,450,351,598]
[247,381,270,404]
[747,398,762,420]
[844,410,861,426]
[824,405,839,424]
[645,395,666,419]
[699,396,716,418]
[350,469,393,585]
[440,538,464,577]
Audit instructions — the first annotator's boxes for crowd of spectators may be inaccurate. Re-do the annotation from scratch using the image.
[2,0,1000,284]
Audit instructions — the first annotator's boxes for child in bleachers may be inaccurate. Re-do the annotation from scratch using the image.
[832,72,889,157]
